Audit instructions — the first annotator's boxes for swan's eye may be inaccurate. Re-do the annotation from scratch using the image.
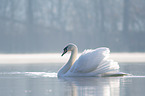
[64,46,68,52]
[61,46,68,56]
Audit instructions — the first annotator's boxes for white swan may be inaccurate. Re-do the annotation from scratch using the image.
[58,43,126,77]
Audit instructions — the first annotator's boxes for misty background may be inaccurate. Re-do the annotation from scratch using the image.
[0,0,145,53]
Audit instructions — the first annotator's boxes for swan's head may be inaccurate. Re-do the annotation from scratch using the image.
[61,43,77,56]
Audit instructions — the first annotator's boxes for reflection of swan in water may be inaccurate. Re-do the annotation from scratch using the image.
[58,77,120,96]
[58,43,126,77]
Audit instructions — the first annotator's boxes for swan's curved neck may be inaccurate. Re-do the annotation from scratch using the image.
[68,48,78,66]
[58,46,78,77]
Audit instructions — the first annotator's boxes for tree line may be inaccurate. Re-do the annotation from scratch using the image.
[0,0,145,53]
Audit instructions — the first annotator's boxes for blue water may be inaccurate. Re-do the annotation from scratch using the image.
[0,62,145,96]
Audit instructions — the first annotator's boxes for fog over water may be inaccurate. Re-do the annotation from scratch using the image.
[0,53,145,64]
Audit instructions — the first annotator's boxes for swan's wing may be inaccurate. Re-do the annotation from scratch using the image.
[70,47,110,73]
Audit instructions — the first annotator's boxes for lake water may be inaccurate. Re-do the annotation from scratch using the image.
[0,63,145,96]
[0,54,145,96]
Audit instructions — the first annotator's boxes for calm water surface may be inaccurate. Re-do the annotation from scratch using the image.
[0,62,145,96]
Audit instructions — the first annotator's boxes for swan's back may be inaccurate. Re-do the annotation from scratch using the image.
[65,47,120,76]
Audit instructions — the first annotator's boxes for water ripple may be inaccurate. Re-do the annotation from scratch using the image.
[0,72,145,78]
[0,72,57,78]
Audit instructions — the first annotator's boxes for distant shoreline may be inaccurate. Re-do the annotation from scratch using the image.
[0,53,145,64]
